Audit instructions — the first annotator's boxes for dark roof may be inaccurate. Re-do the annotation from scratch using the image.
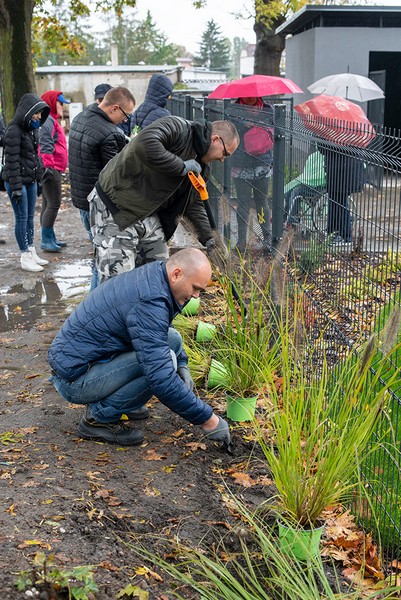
[276,5,401,36]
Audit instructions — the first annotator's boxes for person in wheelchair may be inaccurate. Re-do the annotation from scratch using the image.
[284,150,326,227]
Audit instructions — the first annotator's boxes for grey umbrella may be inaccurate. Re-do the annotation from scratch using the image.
[307,73,385,102]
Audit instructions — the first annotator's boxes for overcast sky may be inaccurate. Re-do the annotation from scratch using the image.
[92,0,256,55]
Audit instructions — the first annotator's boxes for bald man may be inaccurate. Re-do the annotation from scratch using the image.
[48,248,230,447]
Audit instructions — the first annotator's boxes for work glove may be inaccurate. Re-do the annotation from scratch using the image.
[205,237,229,265]
[205,238,217,253]
[181,159,201,176]
[177,365,194,392]
[202,416,231,445]
[11,191,22,204]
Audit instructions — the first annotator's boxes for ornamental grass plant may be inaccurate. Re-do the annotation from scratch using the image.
[126,497,401,599]
[214,260,279,398]
[257,302,401,529]
[182,340,214,387]
[173,314,199,340]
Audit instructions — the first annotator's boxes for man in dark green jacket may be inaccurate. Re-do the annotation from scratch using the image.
[89,116,238,284]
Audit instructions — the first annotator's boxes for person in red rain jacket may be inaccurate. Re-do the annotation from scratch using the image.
[39,90,69,252]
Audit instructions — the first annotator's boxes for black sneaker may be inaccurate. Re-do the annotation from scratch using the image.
[78,408,144,446]
[122,406,150,420]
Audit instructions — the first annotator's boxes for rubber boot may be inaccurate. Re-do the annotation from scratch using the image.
[52,229,67,247]
[41,227,62,252]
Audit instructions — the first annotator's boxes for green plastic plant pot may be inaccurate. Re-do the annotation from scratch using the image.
[207,359,228,389]
[196,321,216,342]
[226,394,257,422]
[278,521,325,561]
[182,297,200,316]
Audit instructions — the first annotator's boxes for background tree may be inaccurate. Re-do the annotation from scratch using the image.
[253,0,296,76]
[231,36,249,79]
[33,1,99,66]
[0,0,136,122]
[108,10,180,65]
[194,19,231,73]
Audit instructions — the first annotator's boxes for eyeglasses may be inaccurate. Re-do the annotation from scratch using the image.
[219,136,230,158]
[118,106,131,122]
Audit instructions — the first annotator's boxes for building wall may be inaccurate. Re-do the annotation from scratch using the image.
[35,68,181,109]
[284,27,401,108]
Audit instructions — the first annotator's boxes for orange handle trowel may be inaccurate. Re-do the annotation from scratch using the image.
[188,171,209,201]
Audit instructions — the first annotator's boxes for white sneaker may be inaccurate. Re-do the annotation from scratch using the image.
[28,245,49,266]
[20,251,44,272]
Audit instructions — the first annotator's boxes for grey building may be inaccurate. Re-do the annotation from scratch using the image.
[277,5,401,129]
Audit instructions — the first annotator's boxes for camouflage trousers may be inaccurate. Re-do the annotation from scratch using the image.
[88,189,169,284]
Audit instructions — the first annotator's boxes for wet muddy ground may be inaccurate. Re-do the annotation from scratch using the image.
[0,186,364,599]
[0,188,275,599]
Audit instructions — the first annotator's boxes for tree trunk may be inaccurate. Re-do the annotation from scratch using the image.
[253,15,286,76]
[0,0,36,122]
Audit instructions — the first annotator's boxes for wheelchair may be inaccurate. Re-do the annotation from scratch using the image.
[285,185,357,238]
[284,151,357,238]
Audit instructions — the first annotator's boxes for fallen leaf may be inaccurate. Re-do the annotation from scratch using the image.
[99,560,119,571]
[162,464,177,473]
[229,471,256,488]
[117,584,149,599]
[171,429,185,438]
[144,449,166,461]
[18,539,52,550]
[95,489,111,499]
[185,442,207,451]
[6,503,16,515]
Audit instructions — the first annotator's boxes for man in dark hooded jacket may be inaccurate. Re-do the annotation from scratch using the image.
[130,73,173,132]
[89,116,239,283]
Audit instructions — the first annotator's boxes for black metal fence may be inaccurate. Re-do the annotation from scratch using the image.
[168,93,401,565]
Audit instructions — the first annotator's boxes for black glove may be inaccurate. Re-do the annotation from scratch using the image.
[11,191,22,204]
[205,238,216,253]
[177,365,194,392]
[205,237,228,258]
[181,159,201,176]
[202,416,231,445]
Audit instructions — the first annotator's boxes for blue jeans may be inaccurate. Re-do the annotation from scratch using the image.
[6,182,38,251]
[50,328,181,423]
[79,208,98,290]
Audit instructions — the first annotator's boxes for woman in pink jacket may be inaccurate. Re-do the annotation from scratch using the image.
[39,90,69,252]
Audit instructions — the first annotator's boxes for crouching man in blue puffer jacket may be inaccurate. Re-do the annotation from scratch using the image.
[48,247,230,447]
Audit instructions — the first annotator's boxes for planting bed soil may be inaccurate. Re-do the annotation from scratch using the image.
[0,187,386,598]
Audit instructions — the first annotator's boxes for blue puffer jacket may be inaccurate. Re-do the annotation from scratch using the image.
[48,261,213,425]
[131,74,174,131]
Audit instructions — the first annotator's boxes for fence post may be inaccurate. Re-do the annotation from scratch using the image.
[222,99,232,240]
[271,104,286,245]
[185,95,193,120]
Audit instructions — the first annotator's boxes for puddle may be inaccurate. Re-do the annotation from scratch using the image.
[0,259,91,332]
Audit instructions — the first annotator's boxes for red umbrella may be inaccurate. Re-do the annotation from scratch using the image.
[295,94,376,148]
[208,75,303,99]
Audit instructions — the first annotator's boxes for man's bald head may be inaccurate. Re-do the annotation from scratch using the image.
[166,248,212,306]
